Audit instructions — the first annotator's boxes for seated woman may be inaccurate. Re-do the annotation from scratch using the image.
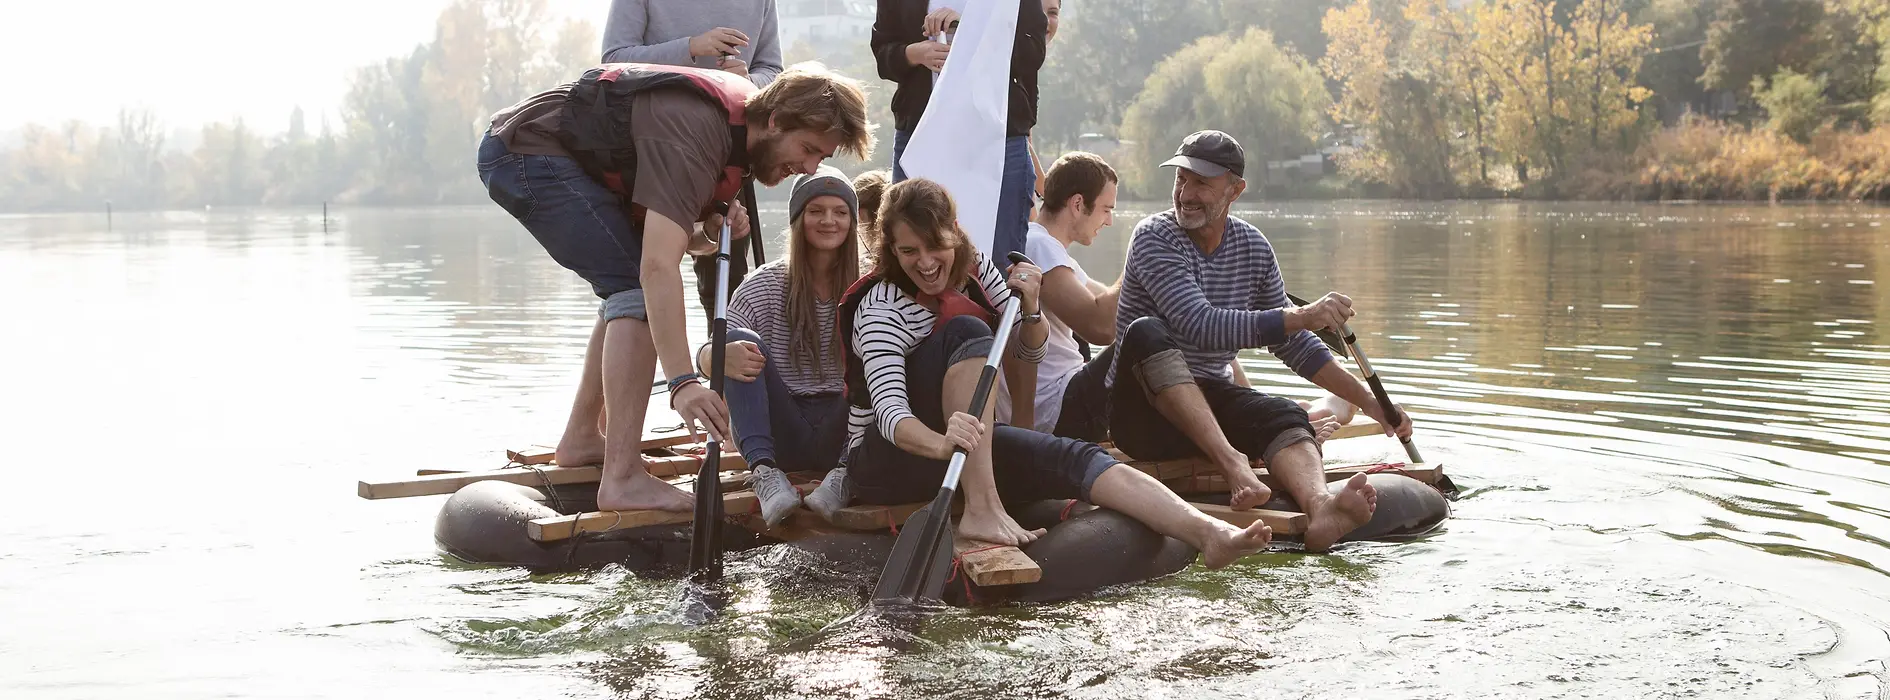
[1004,152,1349,512]
[816,177,1274,565]
[697,166,861,526]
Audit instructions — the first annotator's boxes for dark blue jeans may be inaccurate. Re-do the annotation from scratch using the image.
[722,328,849,472]
[477,132,647,321]
[847,316,1115,506]
[892,129,1033,265]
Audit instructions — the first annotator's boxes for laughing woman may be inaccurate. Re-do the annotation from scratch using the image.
[819,178,1276,564]
[697,166,860,527]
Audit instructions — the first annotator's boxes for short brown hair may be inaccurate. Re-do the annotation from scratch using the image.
[875,178,975,295]
[744,62,875,160]
[1041,151,1118,215]
[851,169,891,251]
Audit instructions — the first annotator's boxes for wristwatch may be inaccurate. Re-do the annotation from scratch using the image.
[1021,310,1044,325]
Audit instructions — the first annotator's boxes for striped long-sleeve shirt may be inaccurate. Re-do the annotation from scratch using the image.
[718,259,844,396]
[843,252,1034,458]
[1109,210,1333,387]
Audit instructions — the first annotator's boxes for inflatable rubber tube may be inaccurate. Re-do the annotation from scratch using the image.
[433,480,762,574]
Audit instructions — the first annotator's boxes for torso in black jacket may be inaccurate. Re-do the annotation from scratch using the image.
[871,0,1048,138]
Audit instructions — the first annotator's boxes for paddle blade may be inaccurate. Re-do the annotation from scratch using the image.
[871,491,957,605]
[687,446,724,583]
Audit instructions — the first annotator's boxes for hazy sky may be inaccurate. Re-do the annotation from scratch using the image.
[0,0,610,134]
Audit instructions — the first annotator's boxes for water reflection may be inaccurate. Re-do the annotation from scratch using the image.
[1,201,1886,698]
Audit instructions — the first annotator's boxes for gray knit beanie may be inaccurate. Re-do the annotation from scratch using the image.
[789,165,859,223]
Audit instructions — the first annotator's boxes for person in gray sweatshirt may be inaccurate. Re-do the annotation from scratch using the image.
[602,0,786,317]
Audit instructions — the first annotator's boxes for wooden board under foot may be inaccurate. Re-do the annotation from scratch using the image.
[953,537,1041,586]
[1188,503,1308,535]
[526,483,814,542]
[358,451,748,500]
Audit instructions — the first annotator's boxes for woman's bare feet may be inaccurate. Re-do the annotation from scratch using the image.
[1200,520,1273,568]
[1298,395,1358,424]
[1301,472,1378,552]
[956,502,1046,546]
[595,464,695,512]
[1222,457,1273,511]
[1312,416,1341,445]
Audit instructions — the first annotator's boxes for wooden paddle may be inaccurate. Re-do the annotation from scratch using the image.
[871,251,1030,606]
[688,202,737,584]
[1286,292,1424,464]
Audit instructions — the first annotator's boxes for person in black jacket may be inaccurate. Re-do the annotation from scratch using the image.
[871,0,1048,264]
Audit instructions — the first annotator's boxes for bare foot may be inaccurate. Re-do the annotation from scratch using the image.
[1200,520,1273,568]
[956,504,1046,546]
[1302,473,1378,552]
[556,431,606,467]
[1311,416,1341,445]
[1222,459,1273,511]
[1299,396,1357,424]
[596,465,695,512]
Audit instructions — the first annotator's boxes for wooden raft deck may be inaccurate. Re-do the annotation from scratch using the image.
[357,416,1437,588]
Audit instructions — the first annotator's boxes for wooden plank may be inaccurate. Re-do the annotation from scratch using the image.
[1330,416,1383,441]
[953,537,1042,586]
[527,483,815,542]
[829,501,932,532]
[358,452,747,500]
[1188,502,1308,535]
[504,432,697,466]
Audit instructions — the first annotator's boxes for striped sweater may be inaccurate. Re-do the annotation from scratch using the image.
[843,252,1036,458]
[721,260,844,396]
[1110,210,1332,387]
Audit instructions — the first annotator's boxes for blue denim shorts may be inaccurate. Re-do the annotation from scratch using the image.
[477,133,646,321]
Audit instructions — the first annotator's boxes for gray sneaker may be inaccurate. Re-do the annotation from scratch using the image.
[749,464,802,528]
[804,467,850,522]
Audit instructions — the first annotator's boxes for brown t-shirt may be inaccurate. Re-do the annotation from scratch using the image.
[487,86,733,229]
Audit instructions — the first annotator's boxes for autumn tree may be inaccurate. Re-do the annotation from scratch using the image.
[1120,28,1328,196]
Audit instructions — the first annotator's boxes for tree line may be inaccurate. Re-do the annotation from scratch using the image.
[5,0,1890,212]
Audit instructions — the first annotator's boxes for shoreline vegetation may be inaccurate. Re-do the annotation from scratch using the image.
[5,0,1890,214]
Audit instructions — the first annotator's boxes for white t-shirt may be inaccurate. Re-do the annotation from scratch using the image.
[997,223,1092,432]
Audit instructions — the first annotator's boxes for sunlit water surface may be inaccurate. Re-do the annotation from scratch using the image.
[2,201,1886,699]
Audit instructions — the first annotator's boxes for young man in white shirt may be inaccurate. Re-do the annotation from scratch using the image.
[1004,152,1348,515]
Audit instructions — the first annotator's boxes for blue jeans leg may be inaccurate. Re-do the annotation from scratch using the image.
[992,135,1034,264]
[892,128,911,182]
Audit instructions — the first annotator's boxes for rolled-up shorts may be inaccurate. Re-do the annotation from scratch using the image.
[847,315,1118,506]
[477,132,646,322]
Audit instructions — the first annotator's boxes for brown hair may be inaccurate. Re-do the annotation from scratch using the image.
[744,62,875,160]
[851,169,891,253]
[875,178,975,295]
[786,198,859,381]
[1041,151,1118,215]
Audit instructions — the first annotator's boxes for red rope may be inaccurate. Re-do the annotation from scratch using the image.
[1059,498,1079,521]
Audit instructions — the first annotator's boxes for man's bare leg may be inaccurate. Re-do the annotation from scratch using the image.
[555,316,608,467]
[596,317,693,512]
[1269,440,1376,552]
[944,356,1044,546]
[1087,465,1272,568]
[1151,381,1272,510]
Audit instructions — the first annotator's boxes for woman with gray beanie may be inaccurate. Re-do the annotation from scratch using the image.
[694,165,862,526]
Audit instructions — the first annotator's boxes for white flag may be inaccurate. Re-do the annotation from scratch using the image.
[898,0,1017,257]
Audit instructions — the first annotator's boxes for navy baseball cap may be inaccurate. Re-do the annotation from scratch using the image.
[1160,130,1245,179]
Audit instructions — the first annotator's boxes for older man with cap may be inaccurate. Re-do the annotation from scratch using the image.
[1102,130,1415,552]
[696,165,864,526]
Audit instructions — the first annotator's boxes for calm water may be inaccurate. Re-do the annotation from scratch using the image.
[2,201,1887,699]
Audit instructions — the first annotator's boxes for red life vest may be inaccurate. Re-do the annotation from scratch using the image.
[554,63,756,221]
[836,272,1003,410]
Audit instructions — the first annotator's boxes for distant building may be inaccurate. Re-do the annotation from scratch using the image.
[778,0,873,50]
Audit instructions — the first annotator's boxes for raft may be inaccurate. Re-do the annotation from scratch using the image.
[361,417,1456,605]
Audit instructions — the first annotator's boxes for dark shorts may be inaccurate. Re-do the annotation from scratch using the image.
[848,316,1117,505]
[1056,317,1317,464]
[477,132,647,321]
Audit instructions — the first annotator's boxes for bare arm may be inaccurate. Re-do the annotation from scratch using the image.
[1039,267,1118,346]
[640,210,707,382]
